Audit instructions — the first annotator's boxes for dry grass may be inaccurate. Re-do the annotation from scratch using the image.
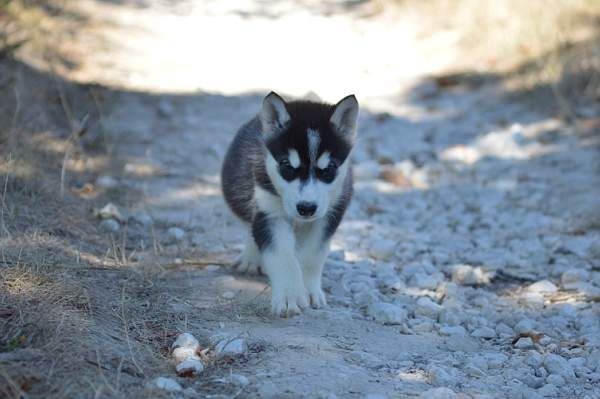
[394,0,600,114]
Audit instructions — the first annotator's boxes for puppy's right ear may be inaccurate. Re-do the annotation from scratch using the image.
[260,92,290,136]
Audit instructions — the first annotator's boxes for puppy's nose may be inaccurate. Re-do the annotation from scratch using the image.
[296,202,317,217]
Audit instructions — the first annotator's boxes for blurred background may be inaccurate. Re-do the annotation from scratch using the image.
[1,1,600,398]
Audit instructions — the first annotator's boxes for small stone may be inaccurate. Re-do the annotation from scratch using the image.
[439,308,464,326]
[439,325,467,336]
[182,387,199,398]
[411,319,435,333]
[409,272,442,290]
[176,358,204,376]
[471,327,496,339]
[221,291,235,300]
[536,367,548,378]
[545,374,565,386]
[451,264,492,286]
[525,351,544,368]
[544,354,575,381]
[99,218,120,233]
[215,338,247,358]
[369,239,396,260]
[130,211,153,226]
[167,227,185,243]
[464,364,486,377]
[414,297,443,319]
[154,377,182,392]
[561,269,589,285]
[514,319,535,334]
[367,302,407,325]
[96,175,118,189]
[172,333,200,350]
[514,337,535,349]
[485,353,508,369]
[98,202,125,222]
[495,323,514,336]
[229,374,249,386]
[527,280,558,294]
[419,387,457,399]
[537,384,557,397]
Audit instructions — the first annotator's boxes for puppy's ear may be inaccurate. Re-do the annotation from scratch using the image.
[260,92,290,135]
[330,94,358,140]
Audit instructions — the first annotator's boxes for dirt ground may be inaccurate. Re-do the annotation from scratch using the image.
[1,1,600,398]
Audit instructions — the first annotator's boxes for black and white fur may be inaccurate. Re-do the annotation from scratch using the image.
[221,92,358,316]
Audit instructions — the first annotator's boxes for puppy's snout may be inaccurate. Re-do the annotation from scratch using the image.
[296,201,317,217]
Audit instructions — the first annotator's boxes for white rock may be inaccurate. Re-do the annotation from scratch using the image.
[438,308,464,326]
[369,239,396,260]
[176,358,204,376]
[514,319,535,334]
[98,202,125,222]
[167,227,186,242]
[561,269,589,285]
[172,333,200,350]
[525,351,544,368]
[367,302,407,325]
[527,280,558,294]
[229,374,249,386]
[409,272,443,290]
[439,325,467,336]
[222,291,235,299]
[414,297,443,319]
[537,384,557,397]
[96,175,118,189]
[154,377,182,392]
[130,211,153,226]
[514,337,535,349]
[99,218,120,233]
[495,323,514,336]
[471,327,496,339]
[419,387,457,399]
[543,354,575,381]
[451,265,492,286]
[215,338,247,358]
[464,364,486,377]
[172,347,200,363]
[545,374,564,386]
[485,353,508,369]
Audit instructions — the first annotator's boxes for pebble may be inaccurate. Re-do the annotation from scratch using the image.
[98,202,125,222]
[215,338,248,358]
[176,358,204,376]
[99,218,120,233]
[419,387,457,399]
[527,280,558,294]
[95,175,118,189]
[229,374,250,386]
[129,211,153,226]
[525,351,544,368]
[414,297,443,319]
[495,323,514,336]
[221,291,236,299]
[543,354,575,381]
[514,319,535,334]
[537,384,558,397]
[464,364,486,377]
[409,272,442,290]
[471,327,496,339]
[514,337,535,349]
[367,302,407,325]
[154,377,182,392]
[485,353,507,369]
[369,239,396,260]
[439,325,467,336]
[545,374,565,386]
[561,269,589,285]
[451,265,491,286]
[438,308,464,326]
[167,227,186,243]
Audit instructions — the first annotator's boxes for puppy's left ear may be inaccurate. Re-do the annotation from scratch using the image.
[330,94,359,140]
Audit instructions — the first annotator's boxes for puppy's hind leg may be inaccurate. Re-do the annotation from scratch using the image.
[233,232,262,274]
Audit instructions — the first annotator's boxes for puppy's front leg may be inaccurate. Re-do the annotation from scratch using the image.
[252,212,308,316]
[297,221,329,308]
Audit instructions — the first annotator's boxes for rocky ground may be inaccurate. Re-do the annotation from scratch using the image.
[4,1,600,398]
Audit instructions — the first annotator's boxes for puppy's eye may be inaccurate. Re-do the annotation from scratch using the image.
[317,160,338,183]
[278,159,296,181]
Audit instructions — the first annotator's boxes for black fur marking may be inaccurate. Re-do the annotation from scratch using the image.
[252,211,273,251]
[265,101,352,184]
[324,171,353,240]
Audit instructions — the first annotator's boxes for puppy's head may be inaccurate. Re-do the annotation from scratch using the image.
[260,91,358,222]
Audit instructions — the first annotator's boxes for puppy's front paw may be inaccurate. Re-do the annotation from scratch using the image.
[233,256,261,275]
[271,281,309,317]
[307,286,327,309]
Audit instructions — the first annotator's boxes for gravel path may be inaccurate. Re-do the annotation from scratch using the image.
[71,1,600,397]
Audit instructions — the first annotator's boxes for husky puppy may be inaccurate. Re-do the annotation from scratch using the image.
[221,92,358,316]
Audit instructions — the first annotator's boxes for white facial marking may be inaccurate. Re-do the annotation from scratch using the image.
[317,151,331,169]
[288,149,300,168]
[307,129,320,165]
